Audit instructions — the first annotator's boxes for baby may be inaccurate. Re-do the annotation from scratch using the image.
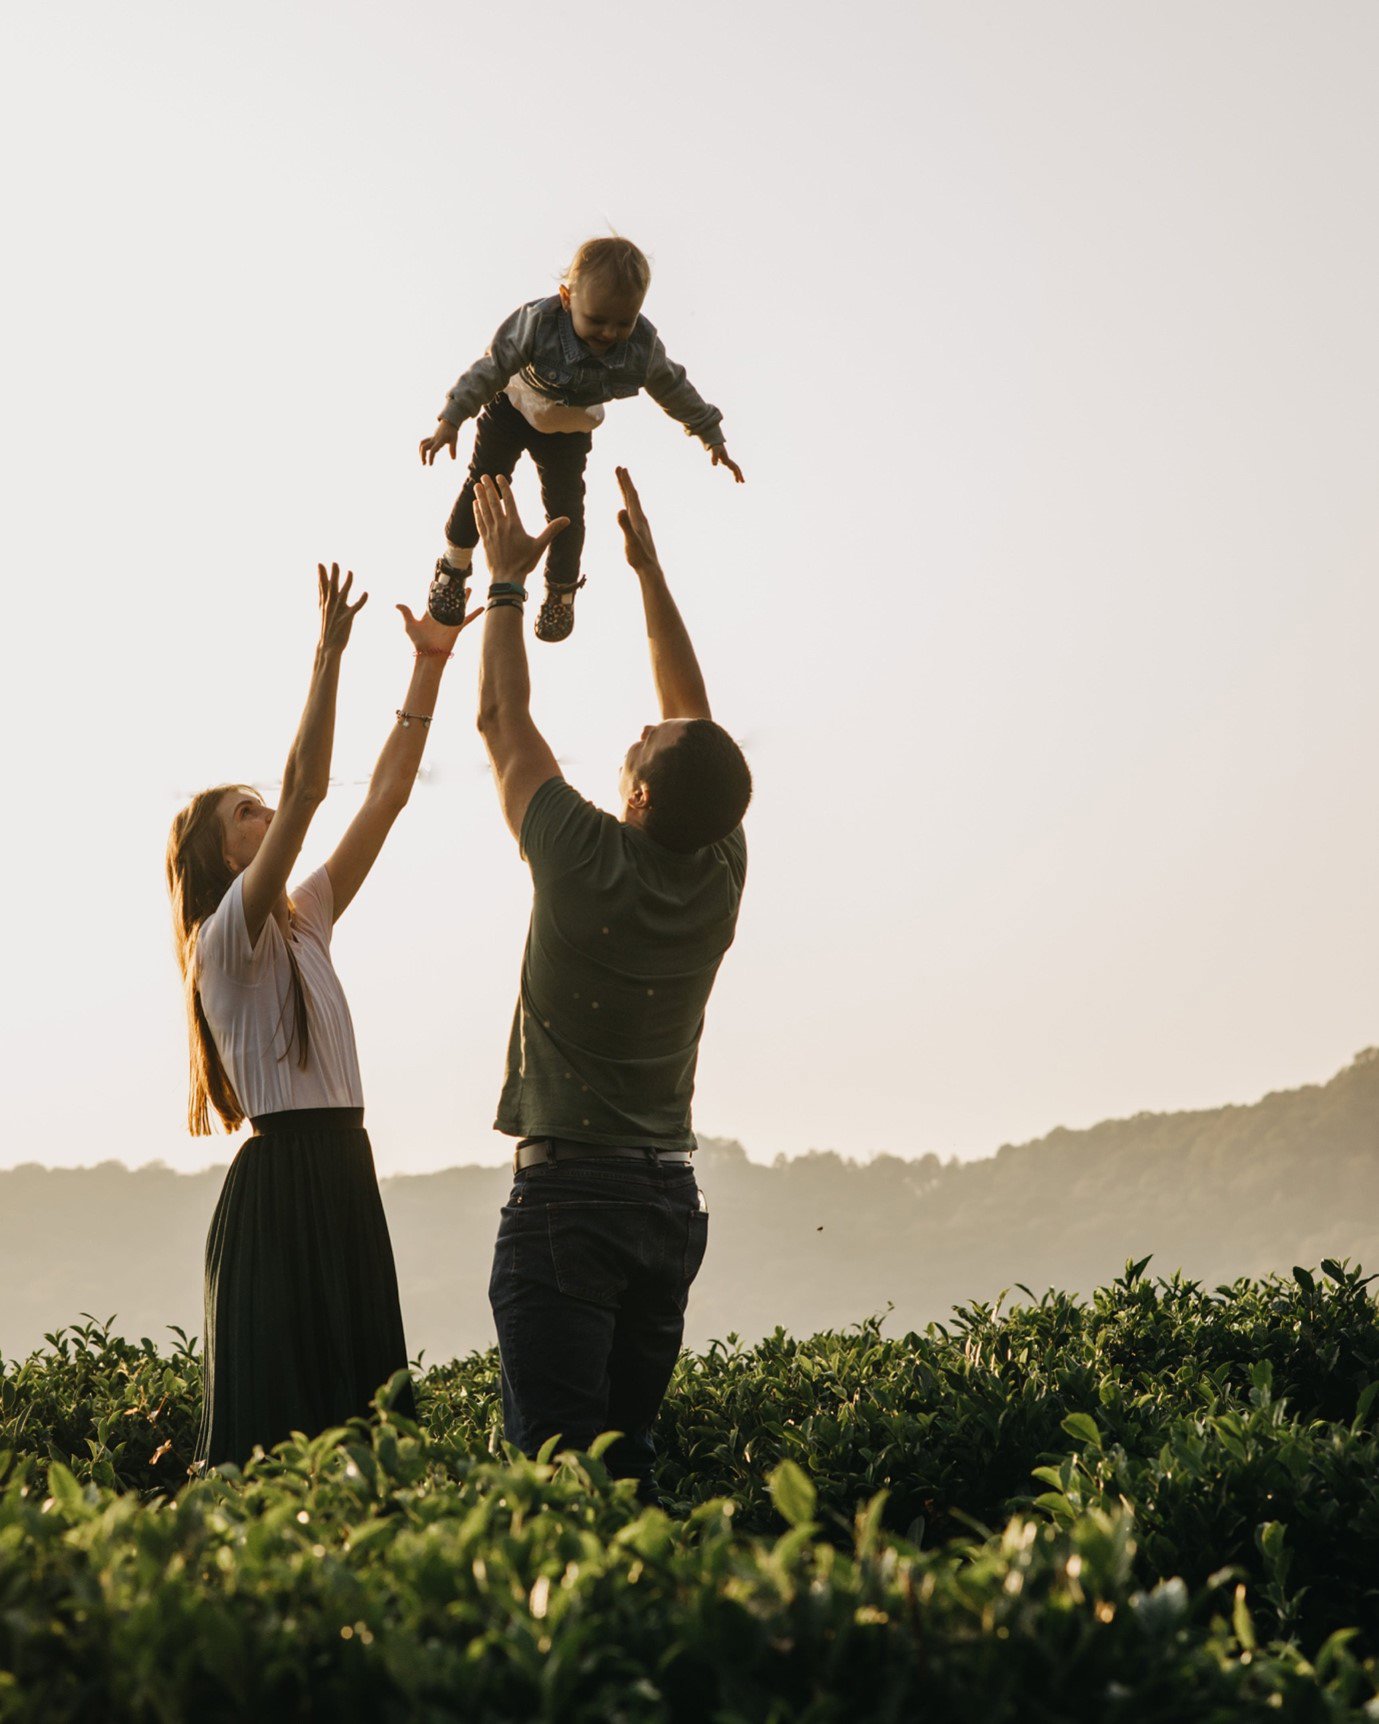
[419,237,742,642]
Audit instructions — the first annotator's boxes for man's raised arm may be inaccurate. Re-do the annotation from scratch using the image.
[473,476,567,841]
[616,466,712,722]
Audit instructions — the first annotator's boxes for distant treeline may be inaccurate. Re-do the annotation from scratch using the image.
[2,1050,1376,1363]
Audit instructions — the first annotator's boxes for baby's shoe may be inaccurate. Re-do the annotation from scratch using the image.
[427,558,470,626]
[534,577,586,644]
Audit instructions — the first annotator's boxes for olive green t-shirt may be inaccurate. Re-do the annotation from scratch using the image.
[495,776,748,1149]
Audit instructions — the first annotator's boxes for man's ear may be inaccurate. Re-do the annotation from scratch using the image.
[626,778,650,814]
[558,283,571,309]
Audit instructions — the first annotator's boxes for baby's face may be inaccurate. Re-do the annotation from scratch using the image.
[561,277,644,355]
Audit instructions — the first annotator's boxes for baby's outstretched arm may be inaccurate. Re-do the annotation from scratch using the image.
[709,443,745,483]
[419,420,459,465]
[418,302,541,467]
[644,333,743,483]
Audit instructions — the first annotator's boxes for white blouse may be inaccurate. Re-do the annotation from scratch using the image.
[195,866,363,1119]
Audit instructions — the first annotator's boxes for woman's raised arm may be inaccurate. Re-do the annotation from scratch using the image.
[240,564,367,942]
[325,598,478,920]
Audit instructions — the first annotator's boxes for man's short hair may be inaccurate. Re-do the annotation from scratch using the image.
[641,720,752,853]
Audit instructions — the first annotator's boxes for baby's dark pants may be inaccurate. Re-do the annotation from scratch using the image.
[446,392,591,589]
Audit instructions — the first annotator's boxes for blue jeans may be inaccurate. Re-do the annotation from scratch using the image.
[487,1155,708,1497]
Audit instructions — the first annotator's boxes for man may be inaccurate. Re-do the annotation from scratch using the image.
[471,466,751,1500]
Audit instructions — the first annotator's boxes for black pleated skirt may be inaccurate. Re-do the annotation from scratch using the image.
[195,1108,415,1469]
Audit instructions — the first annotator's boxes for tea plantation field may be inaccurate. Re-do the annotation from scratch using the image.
[4,1262,1379,1720]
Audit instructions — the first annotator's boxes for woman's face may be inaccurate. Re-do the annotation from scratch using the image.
[217,789,274,874]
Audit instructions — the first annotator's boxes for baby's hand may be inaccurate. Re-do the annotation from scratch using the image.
[419,419,459,466]
[710,443,745,484]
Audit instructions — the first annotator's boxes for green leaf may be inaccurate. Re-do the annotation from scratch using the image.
[1315,1626,1361,1676]
[1291,1266,1315,1295]
[855,1490,889,1556]
[768,1460,817,1528]
[347,1518,395,1553]
[1060,1412,1102,1450]
[1231,1584,1257,1651]
[47,1461,85,1516]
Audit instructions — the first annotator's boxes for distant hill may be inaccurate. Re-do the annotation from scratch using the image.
[2,1051,1376,1363]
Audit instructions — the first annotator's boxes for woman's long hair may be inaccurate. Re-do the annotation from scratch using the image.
[166,786,310,1134]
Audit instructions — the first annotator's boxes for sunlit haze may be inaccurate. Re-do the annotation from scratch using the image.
[2,1,1376,1173]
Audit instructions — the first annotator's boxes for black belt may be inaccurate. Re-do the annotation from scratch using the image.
[514,1137,693,1172]
[250,1107,365,1136]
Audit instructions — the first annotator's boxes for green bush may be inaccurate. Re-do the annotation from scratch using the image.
[0,1316,201,1495]
[3,1264,1378,1720]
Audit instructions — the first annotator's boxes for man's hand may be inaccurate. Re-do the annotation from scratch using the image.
[419,419,460,465]
[709,443,745,483]
[473,475,569,584]
[617,468,711,720]
[616,466,663,579]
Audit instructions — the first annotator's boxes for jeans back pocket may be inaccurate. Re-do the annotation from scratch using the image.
[546,1201,648,1306]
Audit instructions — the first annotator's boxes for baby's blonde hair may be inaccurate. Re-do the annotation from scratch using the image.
[566,236,651,300]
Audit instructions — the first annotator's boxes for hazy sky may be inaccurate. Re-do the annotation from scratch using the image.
[2,1,1376,1175]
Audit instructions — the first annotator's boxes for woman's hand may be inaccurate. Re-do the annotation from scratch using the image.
[396,601,480,652]
[242,563,360,936]
[317,563,369,655]
[419,419,459,465]
[323,588,474,922]
[710,442,745,483]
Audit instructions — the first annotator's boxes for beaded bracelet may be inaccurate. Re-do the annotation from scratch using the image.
[414,647,453,659]
[486,597,524,613]
[396,709,432,729]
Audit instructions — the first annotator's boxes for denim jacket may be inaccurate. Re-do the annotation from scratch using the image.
[439,296,724,446]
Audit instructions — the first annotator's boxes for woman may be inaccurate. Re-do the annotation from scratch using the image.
[166,563,469,1468]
